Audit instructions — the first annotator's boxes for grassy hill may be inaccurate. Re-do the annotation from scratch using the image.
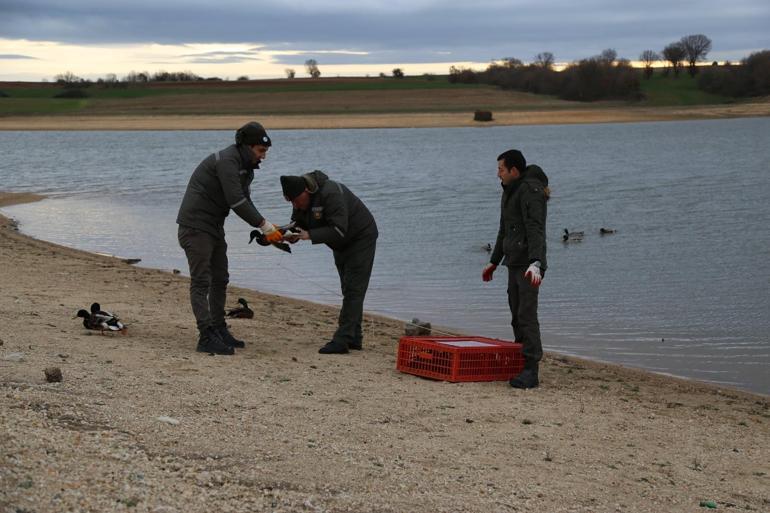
[638,73,730,106]
[0,73,738,117]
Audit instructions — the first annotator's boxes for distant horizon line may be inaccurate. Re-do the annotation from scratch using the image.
[0,60,742,84]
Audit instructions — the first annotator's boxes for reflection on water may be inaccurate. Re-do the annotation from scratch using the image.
[2,118,769,394]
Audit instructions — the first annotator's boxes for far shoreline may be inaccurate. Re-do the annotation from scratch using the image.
[1,101,770,130]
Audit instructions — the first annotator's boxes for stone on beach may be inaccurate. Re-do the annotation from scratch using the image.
[44,366,63,382]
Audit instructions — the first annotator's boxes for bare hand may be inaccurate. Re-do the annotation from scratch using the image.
[285,228,310,243]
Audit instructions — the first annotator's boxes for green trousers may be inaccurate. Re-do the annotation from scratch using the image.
[507,265,543,368]
[178,225,229,333]
[331,236,377,348]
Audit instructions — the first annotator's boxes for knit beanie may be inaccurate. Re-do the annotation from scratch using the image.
[280,175,306,200]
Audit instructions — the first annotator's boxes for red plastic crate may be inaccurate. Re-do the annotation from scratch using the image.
[396,336,524,382]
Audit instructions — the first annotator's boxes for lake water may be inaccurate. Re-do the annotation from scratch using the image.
[1,118,769,395]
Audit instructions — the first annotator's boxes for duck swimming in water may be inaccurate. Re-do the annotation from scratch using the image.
[563,228,584,242]
[75,302,126,334]
[599,227,616,235]
[226,297,254,319]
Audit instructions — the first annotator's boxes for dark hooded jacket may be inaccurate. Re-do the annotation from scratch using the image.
[176,144,266,239]
[490,164,549,270]
[290,170,377,251]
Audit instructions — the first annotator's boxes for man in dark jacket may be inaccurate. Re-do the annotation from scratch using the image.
[482,149,549,388]
[177,121,284,355]
[280,171,378,354]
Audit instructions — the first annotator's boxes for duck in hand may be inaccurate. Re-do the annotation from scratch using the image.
[75,302,126,334]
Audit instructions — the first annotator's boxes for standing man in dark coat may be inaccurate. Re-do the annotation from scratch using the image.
[482,149,550,388]
[280,171,378,354]
[177,121,284,355]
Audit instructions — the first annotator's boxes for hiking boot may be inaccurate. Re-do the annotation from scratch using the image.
[196,327,234,355]
[216,325,245,348]
[318,340,349,354]
[509,368,539,389]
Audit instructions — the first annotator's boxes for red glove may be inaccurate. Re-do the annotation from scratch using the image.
[482,263,497,282]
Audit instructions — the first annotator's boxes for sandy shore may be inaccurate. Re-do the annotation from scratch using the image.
[1,101,770,130]
[1,190,768,512]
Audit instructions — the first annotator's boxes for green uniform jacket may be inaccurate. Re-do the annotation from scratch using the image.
[290,170,378,251]
[490,165,549,270]
[176,144,265,239]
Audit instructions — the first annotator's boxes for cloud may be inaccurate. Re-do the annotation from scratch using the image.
[0,54,38,60]
[0,0,768,66]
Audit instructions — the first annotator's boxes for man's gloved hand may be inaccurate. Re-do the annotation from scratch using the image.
[524,261,542,287]
[482,263,497,282]
[261,221,284,243]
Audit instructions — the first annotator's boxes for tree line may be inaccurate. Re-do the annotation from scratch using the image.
[450,48,641,101]
[54,70,219,87]
[450,34,770,101]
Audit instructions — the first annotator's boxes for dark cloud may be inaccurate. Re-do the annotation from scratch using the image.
[0,54,38,60]
[1,0,768,63]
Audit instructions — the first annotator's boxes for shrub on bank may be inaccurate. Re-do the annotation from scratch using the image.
[698,50,770,97]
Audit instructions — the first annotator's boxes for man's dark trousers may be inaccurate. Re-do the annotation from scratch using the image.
[178,226,229,332]
[332,236,377,348]
[507,265,543,368]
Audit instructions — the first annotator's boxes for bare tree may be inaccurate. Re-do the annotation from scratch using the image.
[534,52,555,69]
[680,34,712,76]
[285,68,295,79]
[501,57,523,68]
[124,71,149,83]
[599,48,617,65]
[640,50,660,79]
[305,59,321,78]
[662,42,686,77]
[55,71,82,85]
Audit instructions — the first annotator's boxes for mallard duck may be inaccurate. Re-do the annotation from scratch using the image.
[563,228,584,242]
[226,297,254,319]
[599,227,616,235]
[75,302,126,334]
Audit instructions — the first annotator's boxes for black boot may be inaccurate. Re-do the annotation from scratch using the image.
[348,340,363,351]
[216,325,245,348]
[509,366,539,389]
[318,340,349,354]
[196,327,234,355]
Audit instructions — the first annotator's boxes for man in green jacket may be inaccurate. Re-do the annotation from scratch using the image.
[482,149,549,388]
[280,171,378,354]
[177,121,284,355]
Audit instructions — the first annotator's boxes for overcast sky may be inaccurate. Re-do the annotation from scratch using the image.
[1,0,768,81]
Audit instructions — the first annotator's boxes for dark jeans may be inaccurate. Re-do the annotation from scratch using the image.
[507,265,543,368]
[332,236,377,347]
[178,225,229,332]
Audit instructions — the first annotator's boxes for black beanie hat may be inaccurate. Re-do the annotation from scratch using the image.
[235,121,271,146]
[280,175,306,200]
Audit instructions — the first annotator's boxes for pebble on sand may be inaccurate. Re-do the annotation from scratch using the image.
[44,367,63,383]
[157,415,180,425]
